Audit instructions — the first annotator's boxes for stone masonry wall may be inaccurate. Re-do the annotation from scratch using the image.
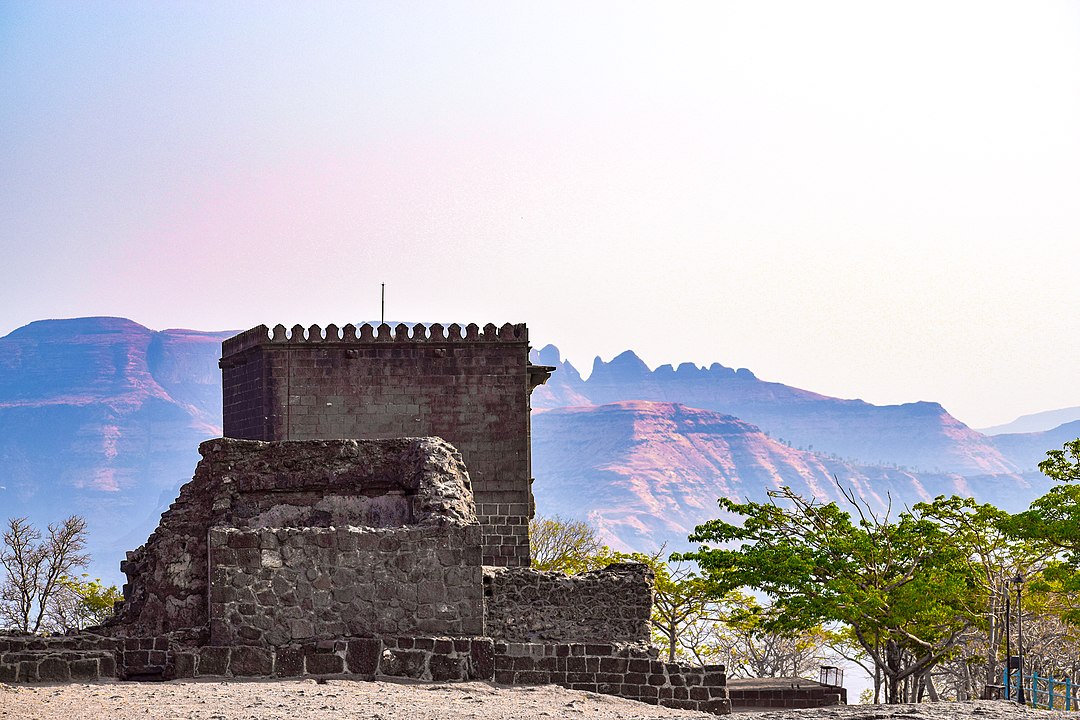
[0,634,118,683]
[484,564,653,643]
[208,525,484,646]
[219,322,554,567]
[493,641,730,714]
[115,437,475,636]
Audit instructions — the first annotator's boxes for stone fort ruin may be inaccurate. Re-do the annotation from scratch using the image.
[0,322,731,715]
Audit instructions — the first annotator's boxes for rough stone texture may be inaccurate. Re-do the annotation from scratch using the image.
[492,641,730,715]
[727,678,847,709]
[0,633,118,683]
[219,322,554,567]
[114,437,476,636]
[188,636,493,681]
[207,525,484,645]
[484,563,654,643]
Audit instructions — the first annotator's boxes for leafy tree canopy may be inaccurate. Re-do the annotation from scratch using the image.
[677,487,984,702]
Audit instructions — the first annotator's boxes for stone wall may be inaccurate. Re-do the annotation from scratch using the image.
[493,641,730,714]
[0,633,118,683]
[727,678,847,709]
[219,322,554,567]
[115,437,476,636]
[178,636,495,683]
[208,525,484,646]
[484,564,653,643]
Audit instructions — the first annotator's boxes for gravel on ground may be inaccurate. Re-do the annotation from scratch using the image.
[0,680,1070,720]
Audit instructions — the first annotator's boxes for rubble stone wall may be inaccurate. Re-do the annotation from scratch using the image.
[484,563,653,643]
[220,322,552,567]
[493,641,730,715]
[207,526,485,646]
[115,437,475,637]
[0,634,118,684]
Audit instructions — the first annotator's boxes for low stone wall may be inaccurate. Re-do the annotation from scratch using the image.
[176,636,495,682]
[208,525,484,645]
[2,633,730,714]
[0,634,118,683]
[727,678,847,709]
[483,563,653,643]
[492,640,729,715]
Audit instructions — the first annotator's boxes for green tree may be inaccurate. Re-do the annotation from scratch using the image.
[0,516,90,634]
[529,514,616,573]
[46,574,121,633]
[679,486,982,703]
[1006,439,1080,624]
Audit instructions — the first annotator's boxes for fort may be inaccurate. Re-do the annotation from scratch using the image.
[0,322,733,714]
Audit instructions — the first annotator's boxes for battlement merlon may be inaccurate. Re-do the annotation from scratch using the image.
[220,323,556,388]
[221,322,536,359]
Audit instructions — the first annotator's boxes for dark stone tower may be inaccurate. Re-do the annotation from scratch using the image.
[219,322,553,567]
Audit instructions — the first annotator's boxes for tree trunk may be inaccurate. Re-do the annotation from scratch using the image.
[926,673,940,702]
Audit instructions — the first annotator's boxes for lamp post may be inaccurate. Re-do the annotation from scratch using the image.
[1005,589,1011,699]
[1013,573,1026,706]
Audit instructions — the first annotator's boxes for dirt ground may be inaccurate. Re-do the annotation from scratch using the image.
[0,679,1069,720]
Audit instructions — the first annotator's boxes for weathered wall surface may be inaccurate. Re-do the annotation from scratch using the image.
[494,641,730,714]
[0,634,118,683]
[208,526,484,646]
[219,322,553,567]
[115,437,476,636]
[484,564,654,644]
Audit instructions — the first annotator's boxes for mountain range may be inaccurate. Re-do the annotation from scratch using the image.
[0,317,1071,580]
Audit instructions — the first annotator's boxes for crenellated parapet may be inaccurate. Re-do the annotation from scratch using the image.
[222,322,528,359]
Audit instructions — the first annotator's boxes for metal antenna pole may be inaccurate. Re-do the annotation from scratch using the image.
[381,283,385,325]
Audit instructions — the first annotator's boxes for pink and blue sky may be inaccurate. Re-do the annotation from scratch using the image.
[2,1,1079,428]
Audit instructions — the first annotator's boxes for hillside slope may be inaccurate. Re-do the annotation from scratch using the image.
[531,401,1039,553]
[0,317,233,579]
[531,346,1018,475]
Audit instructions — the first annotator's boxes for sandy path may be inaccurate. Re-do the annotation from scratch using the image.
[0,681,1069,720]
[0,678,715,720]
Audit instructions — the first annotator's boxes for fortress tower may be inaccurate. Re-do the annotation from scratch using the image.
[218,322,554,567]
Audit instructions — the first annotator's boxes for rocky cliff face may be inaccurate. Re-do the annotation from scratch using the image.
[531,345,1017,475]
[0,317,233,580]
[531,401,1040,553]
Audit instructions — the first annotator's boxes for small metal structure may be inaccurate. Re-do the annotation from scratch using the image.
[819,665,844,687]
[1002,669,1078,711]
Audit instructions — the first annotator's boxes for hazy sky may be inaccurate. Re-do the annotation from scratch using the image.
[2,2,1079,428]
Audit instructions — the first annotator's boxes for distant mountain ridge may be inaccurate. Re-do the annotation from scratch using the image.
[0,317,234,580]
[531,401,1042,553]
[980,406,1080,436]
[0,317,1072,581]
[531,345,1017,475]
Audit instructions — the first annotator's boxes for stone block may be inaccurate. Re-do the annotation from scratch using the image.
[275,647,305,677]
[379,649,426,679]
[428,654,466,682]
[469,639,495,680]
[0,663,18,683]
[346,638,380,675]
[198,647,231,676]
[304,652,344,676]
[171,652,197,679]
[37,657,70,682]
[231,646,273,676]
[69,658,101,680]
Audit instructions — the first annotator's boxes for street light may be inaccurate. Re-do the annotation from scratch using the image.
[1013,573,1026,706]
